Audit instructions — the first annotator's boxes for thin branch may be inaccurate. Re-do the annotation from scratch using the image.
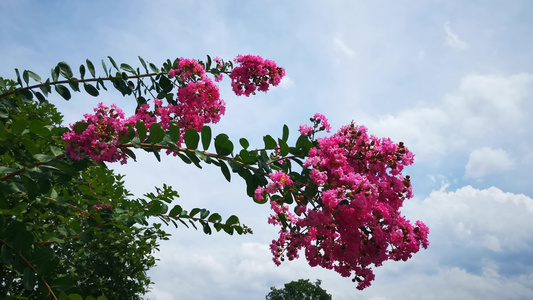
[118,142,265,174]
[0,154,65,181]
[0,73,159,99]
[0,238,58,300]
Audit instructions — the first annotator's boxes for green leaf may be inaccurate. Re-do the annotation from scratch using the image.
[1,244,13,265]
[0,166,20,174]
[41,78,52,95]
[239,149,257,164]
[190,208,201,217]
[86,59,96,77]
[282,124,289,142]
[214,134,233,156]
[68,78,80,92]
[149,62,159,74]
[202,223,212,235]
[67,294,83,300]
[263,135,277,149]
[219,160,231,182]
[169,122,180,143]
[139,56,148,72]
[101,60,109,76]
[73,121,89,133]
[23,267,37,290]
[169,205,183,217]
[149,123,165,144]
[184,151,202,168]
[13,230,33,252]
[34,91,47,103]
[200,209,210,219]
[208,213,222,223]
[108,56,119,71]
[34,154,56,162]
[15,68,23,86]
[22,70,29,85]
[79,64,86,79]
[84,83,99,96]
[184,129,199,150]
[122,147,136,161]
[226,215,239,226]
[257,155,271,173]
[16,89,33,101]
[201,126,212,150]
[55,84,71,100]
[239,138,249,149]
[11,119,27,135]
[159,75,173,93]
[176,152,191,164]
[22,138,39,155]
[58,62,73,78]
[152,147,161,162]
[278,138,290,156]
[51,67,59,82]
[120,63,137,74]
[136,120,147,141]
[28,70,42,83]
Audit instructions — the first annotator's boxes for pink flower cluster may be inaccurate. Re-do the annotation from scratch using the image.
[64,55,282,164]
[298,113,332,137]
[259,115,429,290]
[229,55,285,97]
[63,103,129,164]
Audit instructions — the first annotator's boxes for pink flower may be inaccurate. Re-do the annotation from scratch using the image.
[229,55,285,97]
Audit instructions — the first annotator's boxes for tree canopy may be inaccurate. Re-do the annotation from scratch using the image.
[266,279,332,300]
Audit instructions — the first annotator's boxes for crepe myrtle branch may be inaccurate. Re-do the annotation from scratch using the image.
[0,238,58,300]
[0,73,158,99]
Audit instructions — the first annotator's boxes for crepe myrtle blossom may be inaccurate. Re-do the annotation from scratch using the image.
[230,54,285,97]
[64,55,284,163]
[261,114,428,290]
[298,113,332,137]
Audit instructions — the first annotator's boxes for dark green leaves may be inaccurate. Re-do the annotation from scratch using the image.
[86,59,96,77]
[282,124,289,142]
[55,84,71,100]
[184,129,199,149]
[149,123,165,144]
[73,121,89,134]
[24,70,42,83]
[219,160,231,182]
[57,62,73,79]
[201,126,212,150]
[169,122,180,143]
[215,133,233,156]
[83,83,99,96]
[263,135,277,149]
[239,138,249,149]
[120,63,137,75]
[136,120,147,141]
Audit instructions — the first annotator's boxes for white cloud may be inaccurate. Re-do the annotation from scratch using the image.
[361,73,533,158]
[444,21,469,50]
[333,35,356,58]
[278,75,295,89]
[404,185,533,254]
[465,147,514,178]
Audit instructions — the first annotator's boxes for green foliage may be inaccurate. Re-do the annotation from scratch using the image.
[266,279,332,300]
[0,56,303,299]
[0,74,252,299]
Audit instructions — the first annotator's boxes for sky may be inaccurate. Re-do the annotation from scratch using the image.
[1,0,533,299]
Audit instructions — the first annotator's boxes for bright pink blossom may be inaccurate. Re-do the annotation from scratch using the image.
[261,116,429,290]
[230,55,285,97]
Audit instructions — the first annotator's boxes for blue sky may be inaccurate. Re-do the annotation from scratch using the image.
[1,1,533,299]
